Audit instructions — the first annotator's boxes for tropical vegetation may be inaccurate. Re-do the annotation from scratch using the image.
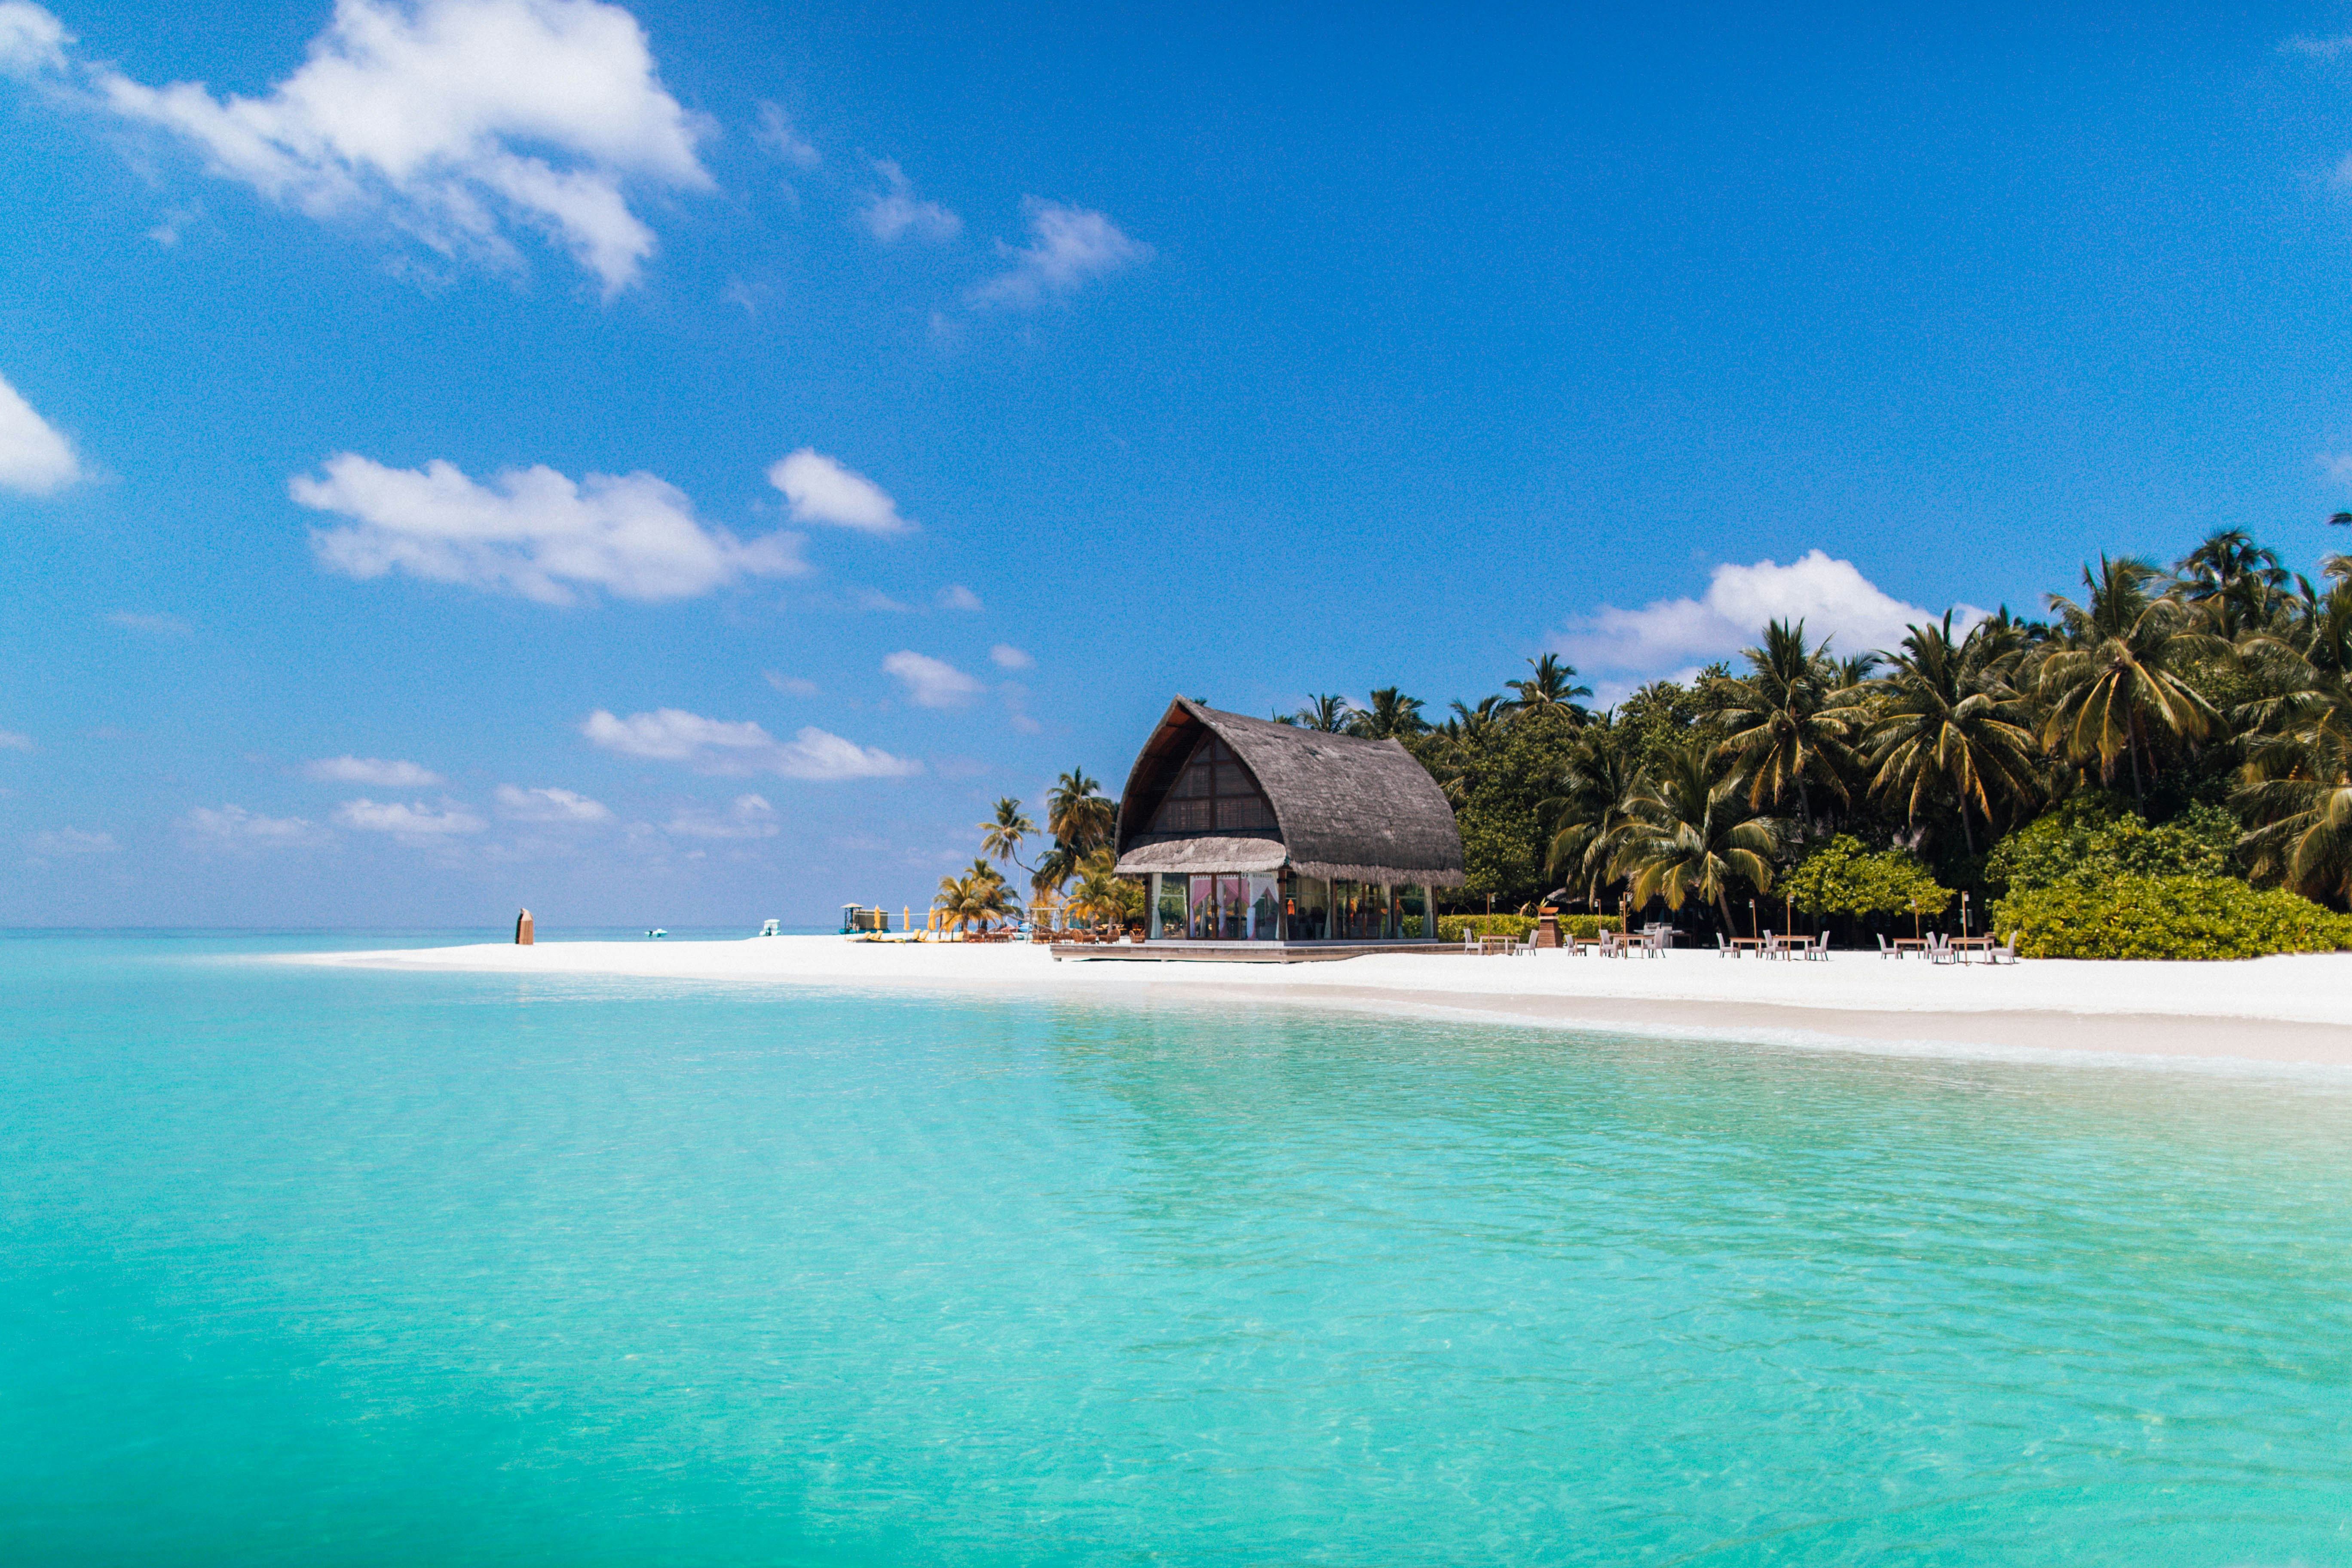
[943,524,2352,956]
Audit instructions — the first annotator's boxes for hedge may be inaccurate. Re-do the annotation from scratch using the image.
[1989,874,2352,961]
[1436,913,1622,943]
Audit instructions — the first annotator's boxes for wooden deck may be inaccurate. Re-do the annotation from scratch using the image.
[1049,940,1450,963]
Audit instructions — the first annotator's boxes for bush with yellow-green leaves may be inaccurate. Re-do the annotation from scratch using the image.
[1989,875,2352,961]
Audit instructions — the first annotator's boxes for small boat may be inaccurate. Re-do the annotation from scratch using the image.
[646,928,667,939]
[758,919,782,937]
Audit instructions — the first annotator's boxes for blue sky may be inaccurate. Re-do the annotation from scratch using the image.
[8,0,2352,928]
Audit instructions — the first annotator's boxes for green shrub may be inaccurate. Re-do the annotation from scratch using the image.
[1985,800,2238,896]
[1990,874,2352,960]
[1436,914,1537,943]
[1784,834,1951,919]
[1435,913,1621,943]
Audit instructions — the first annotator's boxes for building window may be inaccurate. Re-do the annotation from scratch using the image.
[1149,735,1280,836]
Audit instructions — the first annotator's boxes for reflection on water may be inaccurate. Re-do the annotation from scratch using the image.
[3,936,2349,1565]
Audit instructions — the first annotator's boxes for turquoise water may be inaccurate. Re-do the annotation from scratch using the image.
[5,934,2351,1565]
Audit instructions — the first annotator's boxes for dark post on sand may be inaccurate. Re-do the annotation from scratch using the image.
[515,908,534,945]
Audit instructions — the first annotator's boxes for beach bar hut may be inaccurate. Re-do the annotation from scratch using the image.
[1082,697,1466,961]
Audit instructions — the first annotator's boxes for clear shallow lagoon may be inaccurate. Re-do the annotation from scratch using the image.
[5,933,2351,1565]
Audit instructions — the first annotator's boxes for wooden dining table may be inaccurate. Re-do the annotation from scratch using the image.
[1728,936,1770,955]
[1891,937,1932,958]
[1944,935,1995,962]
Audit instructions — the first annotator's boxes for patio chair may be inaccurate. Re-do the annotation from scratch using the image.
[1929,932,1957,965]
[1716,932,1732,958]
[1875,933,1893,959]
[1991,931,2020,965]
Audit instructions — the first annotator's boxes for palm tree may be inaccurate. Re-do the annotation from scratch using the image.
[1423,695,1509,806]
[2038,555,2224,810]
[1502,653,1591,720]
[934,859,1014,933]
[1539,728,1645,908]
[1064,848,1136,932]
[1047,769,1115,855]
[1610,741,1780,932]
[2234,589,2352,901]
[1289,694,1354,732]
[1348,686,1428,740]
[2235,725,2352,902]
[1864,613,2040,855]
[979,796,1036,876]
[2174,529,2286,638]
[1708,619,1857,827]
[1833,652,1883,690]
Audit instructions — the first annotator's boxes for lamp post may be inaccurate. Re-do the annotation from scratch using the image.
[1749,897,1758,940]
[1961,889,1970,938]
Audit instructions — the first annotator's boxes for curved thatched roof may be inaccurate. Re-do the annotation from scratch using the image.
[1113,698,1467,887]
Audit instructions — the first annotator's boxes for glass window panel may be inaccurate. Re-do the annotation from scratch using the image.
[1156,875,1186,937]
[1188,876,1212,940]
[1288,875,1328,940]
[1153,798,1210,833]
[1248,876,1281,940]
[1217,876,1247,940]
[1397,884,1428,939]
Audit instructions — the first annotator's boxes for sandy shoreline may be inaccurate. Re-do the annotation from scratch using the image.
[285,937,2352,1069]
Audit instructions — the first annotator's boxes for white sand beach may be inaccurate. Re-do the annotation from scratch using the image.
[294,937,2352,1068]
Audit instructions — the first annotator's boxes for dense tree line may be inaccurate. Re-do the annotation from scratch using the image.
[1289,527,2352,934]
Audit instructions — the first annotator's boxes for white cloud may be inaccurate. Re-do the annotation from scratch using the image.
[882,650,982,707]
[936,583,982,611]
[859,158,960,244]
[302,754,444,787]
[582,707,921,779]
[989,643,1033,670]
[107,611,191,635]
[753,101,818,168]
[334,797,486,836]
[495,783,611,822]
[665,792,778,839]
[0,1,67,74]
[60,0,710,294]
[2286,34,2352,58]
[0,370,81,494]
[1553,551,1985,700]
[183,804,324,845]
[0,729,34,751]
[969,198,1148,307]
[28,826,117,854]
[1001,682,1041,735]
[766,449,913,535]
[763,671,818,695]
[295,453,806,605]
[850,587,914,612]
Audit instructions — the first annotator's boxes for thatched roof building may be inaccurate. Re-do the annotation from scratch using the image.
[1114,698,1467,887]
[1094,699,1462,955]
